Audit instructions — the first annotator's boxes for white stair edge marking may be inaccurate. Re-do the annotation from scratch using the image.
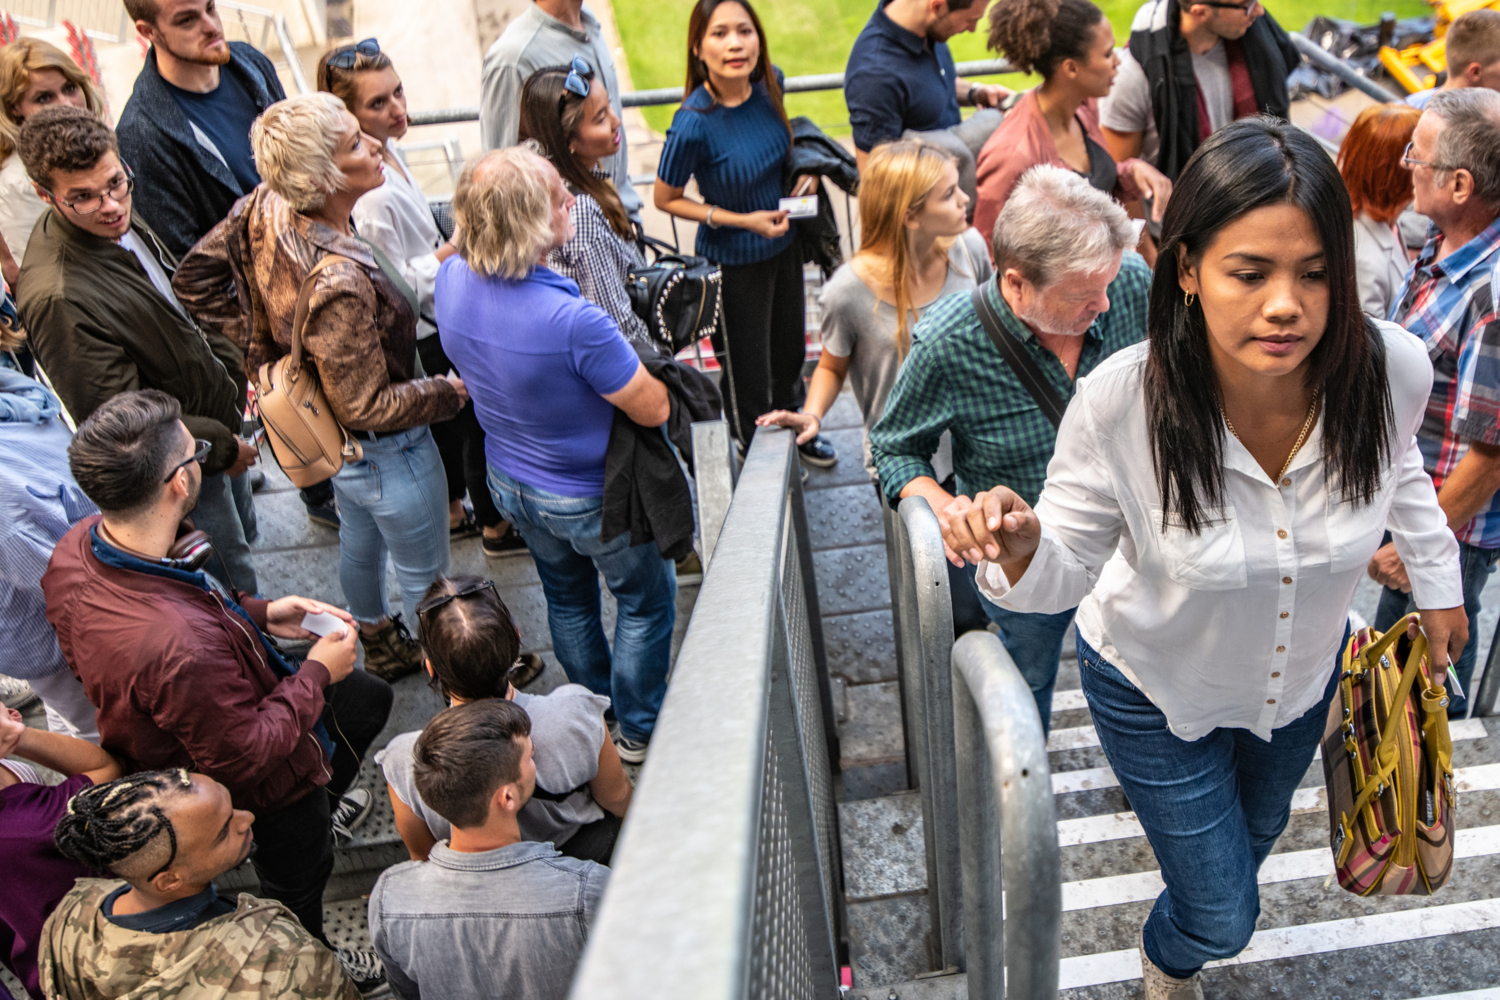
[1419,991,1500,1000]
[1053,765,1118,795]
[1062,823,1500,911]
[1049,719,1489,784]
[1057,762,1500,847]
[1059,896,1500,990]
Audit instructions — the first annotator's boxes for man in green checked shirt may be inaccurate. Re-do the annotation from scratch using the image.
[870,166,1152,732]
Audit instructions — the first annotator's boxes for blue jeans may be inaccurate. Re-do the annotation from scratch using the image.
[1376,538,1498,717]
[330,427,450,625]
[192,471,258,596]
[487,465,676,742]
[1079,634,1340,979]
[968,565,1072,734]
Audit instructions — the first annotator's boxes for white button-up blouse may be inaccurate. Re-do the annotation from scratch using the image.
[977,322,1463,741]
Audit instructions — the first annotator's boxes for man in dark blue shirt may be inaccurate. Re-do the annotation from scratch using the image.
[844,0,1009,171]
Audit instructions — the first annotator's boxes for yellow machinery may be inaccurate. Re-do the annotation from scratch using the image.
[1379,0,1500,93]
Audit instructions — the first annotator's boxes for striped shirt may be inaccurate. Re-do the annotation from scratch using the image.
[0,369,97,681]
[1389,217,1500,547]
[548,184,649,344]
[870,253,1152,506]
[656,78,794,267]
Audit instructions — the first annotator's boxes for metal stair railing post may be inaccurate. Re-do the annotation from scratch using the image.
[691,418,738,571]
[883,495,963,971]
[952,630,1062,999]
[569,427,841,1000]
[1475,616,1500,717]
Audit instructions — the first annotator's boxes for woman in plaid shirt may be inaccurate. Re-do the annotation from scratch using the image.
[519,60,650,346]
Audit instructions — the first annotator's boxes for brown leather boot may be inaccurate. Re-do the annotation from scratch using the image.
[359,615,424,682]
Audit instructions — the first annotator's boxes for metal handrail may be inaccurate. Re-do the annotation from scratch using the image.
[271,11,308,94]
[951,630,1062,999]
[408,57,1018,126]
[1288,31,1403,104]
[1476,620,1500,717]
[882,496,963,971]
[569,426,841,999]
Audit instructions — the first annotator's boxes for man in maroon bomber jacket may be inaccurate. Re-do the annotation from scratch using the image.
[42,390,392,943]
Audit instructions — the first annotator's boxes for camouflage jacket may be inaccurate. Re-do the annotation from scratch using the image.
[39,879,358,1000]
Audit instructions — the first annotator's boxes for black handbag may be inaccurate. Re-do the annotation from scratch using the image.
[626,234,723,355]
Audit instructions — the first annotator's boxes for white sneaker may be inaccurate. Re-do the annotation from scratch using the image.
[1140,926,1203,1000]
[0,674,38,711]
[334,947,386,995]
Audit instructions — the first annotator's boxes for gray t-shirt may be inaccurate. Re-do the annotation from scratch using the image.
[1098,42,1233,166]
[820,228,992,473]
[377,684,610,847]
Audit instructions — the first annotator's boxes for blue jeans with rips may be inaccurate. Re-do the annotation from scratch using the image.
[487,465,676,742]
[330,427,450,626]
[1079,632,1340,979]
[1376,538,1499,717]
[968,565,1073,734]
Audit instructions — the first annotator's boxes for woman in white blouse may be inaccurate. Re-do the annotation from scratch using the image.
[0,39,105,285]
[318,40,528,558]
[949,119,1466,999]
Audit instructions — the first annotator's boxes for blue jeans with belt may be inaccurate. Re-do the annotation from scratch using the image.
[1376,538,1499,717]
[487,465,676,742]
[1079,632,1340,979]
[330,427,450,625]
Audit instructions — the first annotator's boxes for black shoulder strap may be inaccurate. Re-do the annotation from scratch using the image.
[970,285,1068,430]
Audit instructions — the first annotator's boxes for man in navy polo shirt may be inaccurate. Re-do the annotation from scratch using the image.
[845,0,1009,173]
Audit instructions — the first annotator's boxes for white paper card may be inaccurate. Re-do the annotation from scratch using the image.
[779,195,818,219]
[300,611,347,638]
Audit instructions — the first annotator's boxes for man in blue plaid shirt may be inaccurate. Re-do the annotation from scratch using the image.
[871,167,1151,729]
[1372,89,1500,717]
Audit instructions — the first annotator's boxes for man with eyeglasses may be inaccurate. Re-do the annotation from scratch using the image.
[15,104,261,596]
[1371,88,1500,719]
[1098,0,1299,181]
[42,389,393,988]
[116,0,342,533]
[479,0,642,223]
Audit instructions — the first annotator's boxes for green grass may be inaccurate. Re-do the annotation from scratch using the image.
[613,0,1435,134]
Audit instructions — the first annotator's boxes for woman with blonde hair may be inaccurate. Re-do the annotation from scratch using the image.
[757,140,991,631]
[0,38,104,281]
[757,140,988,469]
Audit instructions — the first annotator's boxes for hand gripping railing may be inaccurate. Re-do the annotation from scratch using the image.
[951,630,1063,999]
[882,496,963,970]
[569,426,842,1000]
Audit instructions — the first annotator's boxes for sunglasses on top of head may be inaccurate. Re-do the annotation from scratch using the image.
[329,37,380,70]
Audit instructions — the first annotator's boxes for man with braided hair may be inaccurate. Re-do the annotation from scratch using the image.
[41,769,358,1000]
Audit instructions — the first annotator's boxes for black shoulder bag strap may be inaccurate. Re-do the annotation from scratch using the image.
[969,285,1068,430]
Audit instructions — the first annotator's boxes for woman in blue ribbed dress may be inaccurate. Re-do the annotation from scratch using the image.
[654,0,831,462]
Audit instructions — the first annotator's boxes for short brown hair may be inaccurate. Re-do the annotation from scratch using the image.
[1338,103,1421,224]
[16,103,117,188]
[412,700,532,830]
[1446,9,1500,78]
[69,389,183,516]
[122,0,161,25]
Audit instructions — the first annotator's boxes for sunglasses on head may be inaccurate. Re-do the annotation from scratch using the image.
[417,579,499,624]
[328,37,380,70]
[563,54,594,100]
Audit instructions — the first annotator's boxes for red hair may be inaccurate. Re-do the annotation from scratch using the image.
[1338,103,1421,225]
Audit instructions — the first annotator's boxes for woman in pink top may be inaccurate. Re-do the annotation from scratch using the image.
[974,0,1171,259]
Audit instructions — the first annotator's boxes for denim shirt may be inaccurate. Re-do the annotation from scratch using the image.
[368,840,608,1000]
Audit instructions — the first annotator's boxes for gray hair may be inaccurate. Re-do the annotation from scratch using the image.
[990,164,1138,288]
[1426,87,1500,204]
[250,93,351,212]
[451,146,559,280]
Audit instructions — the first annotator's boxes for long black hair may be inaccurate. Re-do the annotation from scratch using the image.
[1145,116,1393,533]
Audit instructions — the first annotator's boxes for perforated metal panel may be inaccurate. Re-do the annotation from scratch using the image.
[749,737,817,1000]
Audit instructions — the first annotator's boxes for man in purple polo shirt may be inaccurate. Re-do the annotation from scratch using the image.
[0,707,122,998]
[437,147,672,766]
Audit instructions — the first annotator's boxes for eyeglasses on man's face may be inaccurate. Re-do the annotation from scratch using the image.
[1198,1,1259,14]
[1400,141,1452,172]
[163,439,212,484]
[45,164,135,216]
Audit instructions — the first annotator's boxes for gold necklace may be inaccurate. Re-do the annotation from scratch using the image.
[1221,389,1321,482]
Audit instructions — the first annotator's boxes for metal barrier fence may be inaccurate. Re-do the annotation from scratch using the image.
[885,494,1062,996]
[570,425,843,1000]
[882,496,963,971]
[951,631,1062,999]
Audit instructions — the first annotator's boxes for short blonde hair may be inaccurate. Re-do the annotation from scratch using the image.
[250,92,351,212]
[452,146,558,280]
[0,39,105,161]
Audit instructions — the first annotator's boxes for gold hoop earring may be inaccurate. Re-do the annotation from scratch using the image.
[1184,291,1196,308]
